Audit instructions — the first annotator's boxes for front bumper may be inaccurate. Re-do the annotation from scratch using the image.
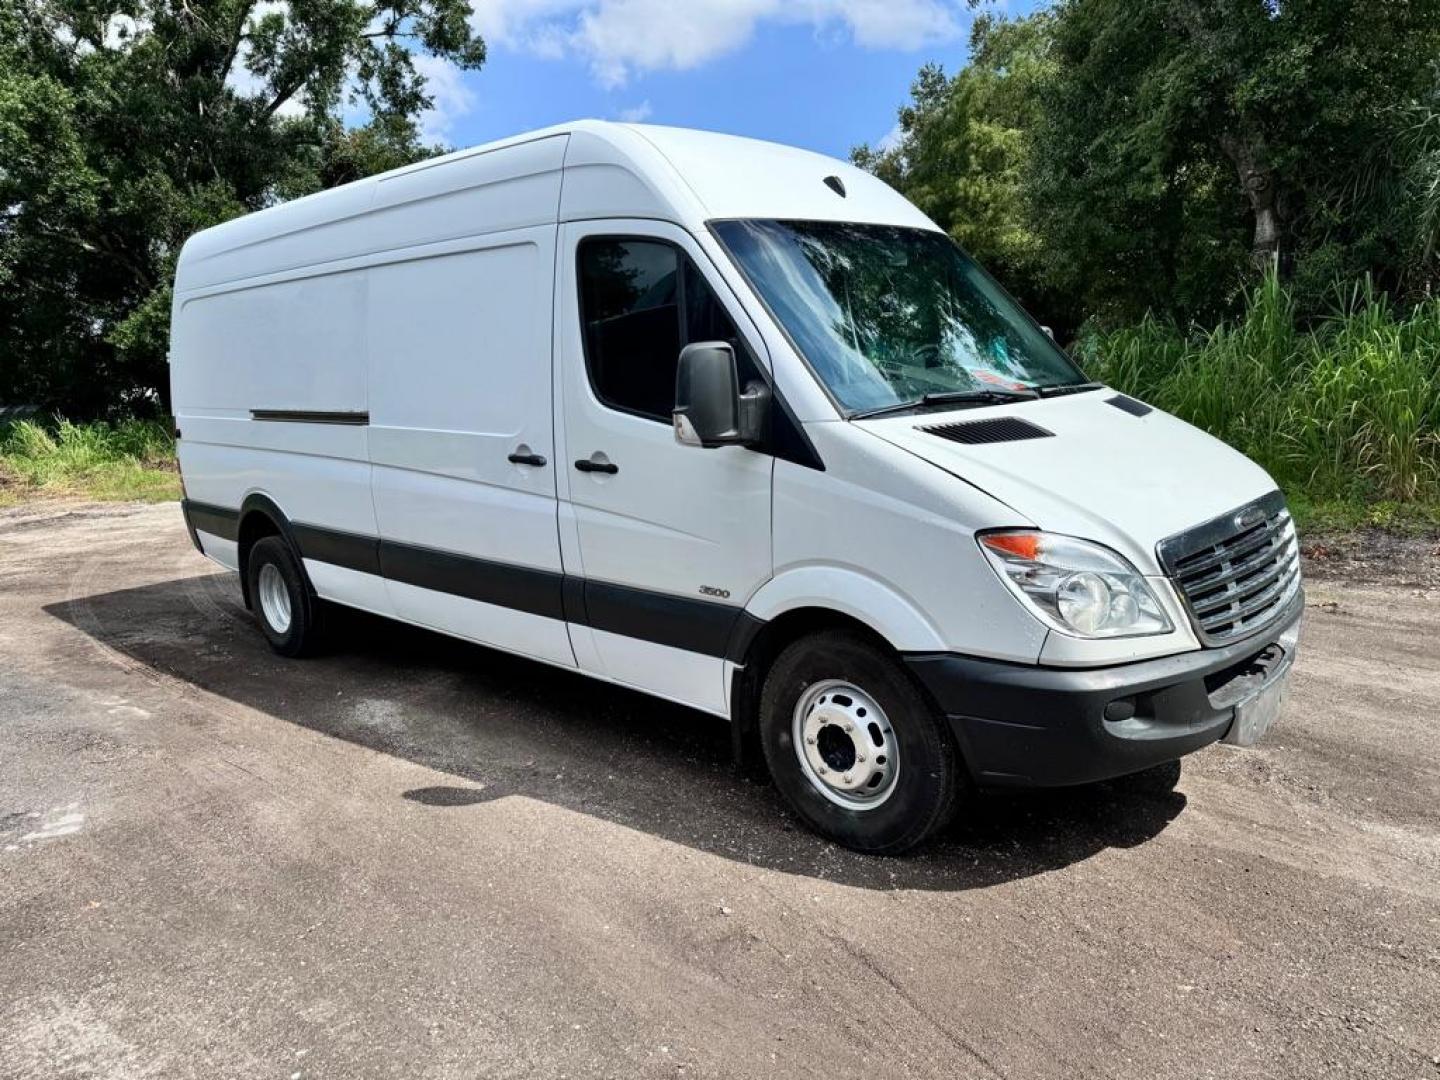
[905,591,1303,788]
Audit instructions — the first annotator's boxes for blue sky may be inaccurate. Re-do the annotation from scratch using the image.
[418,0,1044,160]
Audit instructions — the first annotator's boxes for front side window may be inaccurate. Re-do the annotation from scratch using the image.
[578,238,754,422]
[711,219,1088,415]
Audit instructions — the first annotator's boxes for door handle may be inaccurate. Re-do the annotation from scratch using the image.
[508,451,547,467]
[574,456,619,475]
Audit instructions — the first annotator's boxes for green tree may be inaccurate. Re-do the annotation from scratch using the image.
[1030,0,1440,324]
[853,15,1062,326]
[0,0,484,415]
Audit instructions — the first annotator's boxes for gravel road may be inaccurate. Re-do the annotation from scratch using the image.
[1,501,1437,1079]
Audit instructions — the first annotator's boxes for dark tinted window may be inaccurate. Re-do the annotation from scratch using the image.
[578,238,753,422]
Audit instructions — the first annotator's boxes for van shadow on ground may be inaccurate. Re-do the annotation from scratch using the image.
[46,572,1186,891]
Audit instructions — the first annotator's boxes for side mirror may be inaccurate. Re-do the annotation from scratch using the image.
[673,341,769,448]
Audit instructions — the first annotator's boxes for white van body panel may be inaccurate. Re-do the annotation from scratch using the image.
[769,422,1051,661]
[857,392,1279,574]
[305,560,393,617]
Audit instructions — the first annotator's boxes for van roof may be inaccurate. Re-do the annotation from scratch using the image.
[174,120,936,293]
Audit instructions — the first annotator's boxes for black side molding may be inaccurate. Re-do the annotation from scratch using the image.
[250,410,370,425]
[292,523,382,577]
[182,499,240,541]
[182,501,759,662]
[380,539,566,622]
[584,579,742,658]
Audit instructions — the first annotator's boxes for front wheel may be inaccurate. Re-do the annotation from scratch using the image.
[758,630,964,854]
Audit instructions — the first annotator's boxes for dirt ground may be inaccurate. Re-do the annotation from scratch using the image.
[1,501,1437,1080]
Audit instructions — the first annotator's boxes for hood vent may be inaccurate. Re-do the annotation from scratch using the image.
[1107,394,1153,417]
[919,416,1054,445]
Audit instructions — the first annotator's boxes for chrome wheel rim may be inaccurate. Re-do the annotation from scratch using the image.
[792,679,898,810]
[257,563,292,635]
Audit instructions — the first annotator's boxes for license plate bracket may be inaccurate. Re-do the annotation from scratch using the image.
[1224,664,1288,746]
[1222,619,1301,747]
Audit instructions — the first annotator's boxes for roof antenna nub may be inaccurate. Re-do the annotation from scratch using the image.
[823,175,847,197]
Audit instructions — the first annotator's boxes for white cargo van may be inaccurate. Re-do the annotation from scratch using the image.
[171,121,1301,852]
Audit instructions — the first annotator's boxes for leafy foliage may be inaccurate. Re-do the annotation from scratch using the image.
[853,16,1064,326]
[859,1,1440,333]
[0,0,484,415]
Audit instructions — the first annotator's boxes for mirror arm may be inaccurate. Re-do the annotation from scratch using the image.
[736,381,771,448]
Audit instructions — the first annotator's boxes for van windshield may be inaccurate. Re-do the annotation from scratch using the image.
[710,219,1089,415]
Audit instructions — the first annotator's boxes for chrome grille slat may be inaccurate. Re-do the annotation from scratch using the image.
[1188,546,1298,616]
[1157,490,1300,646]
[1197,562,1299,629]
[1170,516,1287,577]
[1212,573,1301,639]
[1183,534,1295,595]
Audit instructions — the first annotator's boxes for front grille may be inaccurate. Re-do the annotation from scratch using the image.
[1157,490,1300,645]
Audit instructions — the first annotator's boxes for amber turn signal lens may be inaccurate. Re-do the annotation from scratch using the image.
[980,532,1042,561]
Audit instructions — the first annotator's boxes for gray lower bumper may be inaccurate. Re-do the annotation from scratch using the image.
[904,591,1304,787]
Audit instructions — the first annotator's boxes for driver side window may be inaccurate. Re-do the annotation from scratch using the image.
[578,238,756,423]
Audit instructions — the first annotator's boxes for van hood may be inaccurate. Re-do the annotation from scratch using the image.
[855,389,1279,574]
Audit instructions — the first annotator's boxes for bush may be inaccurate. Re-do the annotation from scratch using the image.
[0,418,178,504]
[1076,274,1440,519]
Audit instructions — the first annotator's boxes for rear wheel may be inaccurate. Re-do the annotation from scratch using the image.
[246,535,323,657]
[758,630,963,854]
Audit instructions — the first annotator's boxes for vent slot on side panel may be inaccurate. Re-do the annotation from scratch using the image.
[919,416,1054,445]
[1106,394,1153,417]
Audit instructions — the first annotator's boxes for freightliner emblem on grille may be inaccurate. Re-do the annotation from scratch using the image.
[1234,505,1266,530]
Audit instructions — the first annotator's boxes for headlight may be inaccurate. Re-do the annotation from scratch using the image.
[978,531,1173,638]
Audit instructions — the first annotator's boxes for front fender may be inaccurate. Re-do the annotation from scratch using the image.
[743,565,948,653]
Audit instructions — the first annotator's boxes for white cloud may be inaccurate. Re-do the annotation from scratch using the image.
[103,14,148,49]
[471,0,969,87]
[616,100,652,123]
[876,120,904,153]
[226,1,307,118]
[412,53,479,142]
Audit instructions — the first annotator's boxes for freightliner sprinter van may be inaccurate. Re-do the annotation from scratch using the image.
[171,121,1302,853]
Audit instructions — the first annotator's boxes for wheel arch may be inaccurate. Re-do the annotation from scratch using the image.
[727,567,948,770]
[236,493,313,609]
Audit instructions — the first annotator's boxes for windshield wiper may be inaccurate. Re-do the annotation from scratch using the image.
[852,387,1039,420]
[1035,381,1104,398]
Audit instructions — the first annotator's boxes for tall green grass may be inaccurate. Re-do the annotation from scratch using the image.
[0,418,179,505]
[1076,274,1440,527]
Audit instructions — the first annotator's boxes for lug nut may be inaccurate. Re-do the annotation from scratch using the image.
[806,735,816,745]
[817,765,827,775]
[842,772,852,783]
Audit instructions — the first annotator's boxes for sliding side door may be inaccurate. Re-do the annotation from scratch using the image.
[368,228,574,667]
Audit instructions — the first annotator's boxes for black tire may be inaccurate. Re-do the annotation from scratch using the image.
[1112,758,1182,796]
[246,535,323,658]
[758,630,964,854]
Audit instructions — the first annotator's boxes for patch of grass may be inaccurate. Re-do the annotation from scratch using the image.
[0,418,179,506]
[1076,272,1440,533]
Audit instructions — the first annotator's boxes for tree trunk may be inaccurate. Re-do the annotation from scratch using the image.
[1218,132,1282,273]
